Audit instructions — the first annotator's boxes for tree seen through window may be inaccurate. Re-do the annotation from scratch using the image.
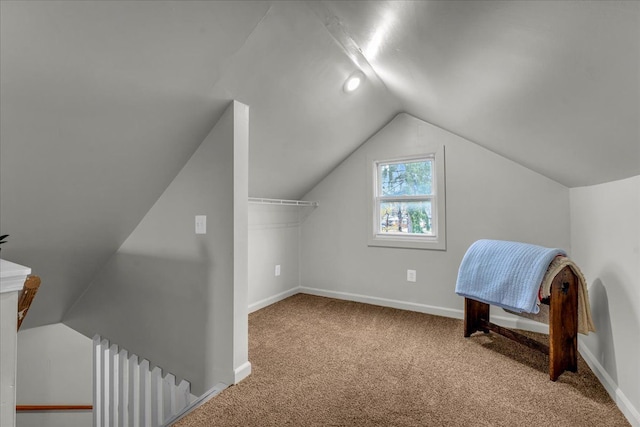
[378,159,433,235]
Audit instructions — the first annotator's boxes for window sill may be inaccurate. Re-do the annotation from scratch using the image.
[367,234,446,251]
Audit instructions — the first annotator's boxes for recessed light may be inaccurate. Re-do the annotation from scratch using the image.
[343,70,365,93]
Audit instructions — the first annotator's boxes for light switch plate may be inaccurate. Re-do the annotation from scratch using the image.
[195,215,207,234]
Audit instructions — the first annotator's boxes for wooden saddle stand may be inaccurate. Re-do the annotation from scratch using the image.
[463,265,578,381]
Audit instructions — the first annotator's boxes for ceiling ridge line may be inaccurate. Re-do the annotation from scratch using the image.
[304,1,391,96]
[209,3,275,94]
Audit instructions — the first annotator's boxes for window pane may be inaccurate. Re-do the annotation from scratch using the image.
[379,200,432,235]
[380,159,432,196]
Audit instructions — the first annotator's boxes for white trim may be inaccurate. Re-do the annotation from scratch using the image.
[248,197,318,207]
[490,311,550,334]
[299,287,462,319]
[161,383,228,427]
[578,342,640,427]
[299,287,551,335]
[249,287,300,313]
[233,361,252,384]
[0,259,31,293]
[367,146,446,251]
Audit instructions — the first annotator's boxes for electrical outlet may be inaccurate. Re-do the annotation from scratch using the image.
[407,269,416,282]
[275,265,281,276]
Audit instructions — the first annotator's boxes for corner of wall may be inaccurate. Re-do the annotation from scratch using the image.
[63,100,251,396]
[569,175,640,426]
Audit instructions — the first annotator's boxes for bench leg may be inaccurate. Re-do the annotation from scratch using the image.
[549,267,578,381]
[464,298,490,337]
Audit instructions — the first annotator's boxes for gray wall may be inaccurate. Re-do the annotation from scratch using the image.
[570,176,640,424]
[248,204,303,312]
[300,113,571,318]
[63,101,250,395]
[16,324,93,427]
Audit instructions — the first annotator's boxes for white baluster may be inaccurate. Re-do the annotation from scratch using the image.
[127,353,136,427]
[118,349,129,426]
[140,359,151,427]
[101,339,111,427]
[150,367,162,426]
[162,373,175,420]
[110,344,119,427]
[93,336,102,427]
[93,338,192,427]
[130,355,141,427]
[175,380,191,414]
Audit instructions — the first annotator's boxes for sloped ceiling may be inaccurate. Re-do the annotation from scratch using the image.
[322,0,640,187]
[1,0,638,327]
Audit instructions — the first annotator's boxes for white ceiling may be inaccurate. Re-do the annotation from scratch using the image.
[1,0,638,327]
[323,0,640,187]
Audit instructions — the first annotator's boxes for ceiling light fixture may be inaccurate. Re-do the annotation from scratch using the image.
[343,70,365,93]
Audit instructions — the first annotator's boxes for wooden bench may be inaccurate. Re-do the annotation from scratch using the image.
[463,265,578,381]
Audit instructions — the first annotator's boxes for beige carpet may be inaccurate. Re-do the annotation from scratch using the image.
[175,294,629,426]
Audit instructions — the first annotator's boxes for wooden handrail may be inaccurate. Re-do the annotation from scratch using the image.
[16,404,93,412]
[17,275,41,330]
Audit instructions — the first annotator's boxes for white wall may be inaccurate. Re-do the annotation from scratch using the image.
[248,204,304,312]
[15,323,92,427]
[300,113,570,318]
[63,101,250,395]
[570,175,640,425]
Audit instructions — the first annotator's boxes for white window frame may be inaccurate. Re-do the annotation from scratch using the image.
[367,146,446,251]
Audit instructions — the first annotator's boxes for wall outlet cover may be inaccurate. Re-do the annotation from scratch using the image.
[407,269,416,282]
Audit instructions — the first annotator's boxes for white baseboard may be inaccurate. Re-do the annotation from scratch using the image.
[249,287,300,313]
[234,361,252,384]
[162,382,228,427]
[171,361,250,426]
[578,342,640,427]
[490,313,550,334]
[299,286,549,334]
[299,287,464,319]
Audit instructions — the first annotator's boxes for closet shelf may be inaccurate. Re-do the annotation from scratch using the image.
[248,197,319,207]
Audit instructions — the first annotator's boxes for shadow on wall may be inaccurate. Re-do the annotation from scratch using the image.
[596,266,640,400]
[585,278,618,384]
[64,248,211,394]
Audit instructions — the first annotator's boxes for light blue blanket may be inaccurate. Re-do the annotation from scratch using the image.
[455,239,566,313]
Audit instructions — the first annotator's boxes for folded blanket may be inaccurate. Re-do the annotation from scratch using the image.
[455,239,566,314]
[531,256,596,334]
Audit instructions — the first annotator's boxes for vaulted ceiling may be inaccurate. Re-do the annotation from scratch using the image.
[1,1,638,327]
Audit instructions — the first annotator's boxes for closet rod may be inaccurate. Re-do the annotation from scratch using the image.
[248,197,319,207]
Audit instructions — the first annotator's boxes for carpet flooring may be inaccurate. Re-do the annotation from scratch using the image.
[175,294,629,426]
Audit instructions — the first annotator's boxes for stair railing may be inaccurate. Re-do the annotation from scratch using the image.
[93,335,193,427]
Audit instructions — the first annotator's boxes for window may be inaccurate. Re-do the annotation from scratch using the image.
[377,157,434,235]
[368,148,446,250]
